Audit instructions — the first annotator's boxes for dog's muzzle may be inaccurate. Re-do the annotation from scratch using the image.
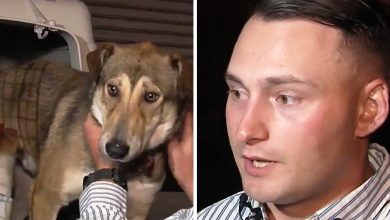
[105,139,129,159]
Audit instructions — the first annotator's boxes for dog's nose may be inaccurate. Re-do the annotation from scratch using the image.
[105,139,129,159]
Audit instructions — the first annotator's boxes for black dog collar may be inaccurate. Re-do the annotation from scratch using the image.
[83,168,128,191]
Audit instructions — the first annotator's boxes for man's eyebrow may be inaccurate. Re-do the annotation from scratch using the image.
[264,75,318,88]
[225,72,318,89]
[225,72,242,84]
[225,72,251,91]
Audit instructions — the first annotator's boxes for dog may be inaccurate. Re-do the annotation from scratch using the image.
[0,42,192,220]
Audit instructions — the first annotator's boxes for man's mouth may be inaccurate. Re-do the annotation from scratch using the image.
[252,160,274,168]
[242,155,277,176]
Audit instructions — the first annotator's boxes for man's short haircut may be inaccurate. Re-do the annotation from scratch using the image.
[255,0,390,77]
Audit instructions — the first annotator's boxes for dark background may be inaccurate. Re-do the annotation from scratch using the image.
[197,0,390,211]
[197,0,257,210]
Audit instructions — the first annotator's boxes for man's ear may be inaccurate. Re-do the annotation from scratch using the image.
[355,78,389,137]
[87,43,115,74]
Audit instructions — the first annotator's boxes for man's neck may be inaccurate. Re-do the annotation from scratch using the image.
[265,157,374,220]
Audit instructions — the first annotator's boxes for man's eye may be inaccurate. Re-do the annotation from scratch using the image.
[227,89,242,99]
[275,94,300,105]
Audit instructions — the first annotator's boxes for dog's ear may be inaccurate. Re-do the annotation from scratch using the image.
[169,53,183,75]
[169,54,193,138]
[169,53,193,105]
[87,43,115,74]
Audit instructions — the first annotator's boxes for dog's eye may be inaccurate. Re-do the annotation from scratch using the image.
[107,84,119,97]
[144,92,160,103]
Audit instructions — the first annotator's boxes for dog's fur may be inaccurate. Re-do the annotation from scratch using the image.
[0,42,192,220]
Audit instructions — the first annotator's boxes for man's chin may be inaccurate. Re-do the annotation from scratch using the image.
[244,183,303,206]
[242,178,283,203]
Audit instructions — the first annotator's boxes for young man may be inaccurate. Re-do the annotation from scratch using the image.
[198,0,390,219]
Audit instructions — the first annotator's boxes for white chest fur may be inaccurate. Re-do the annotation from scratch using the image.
[61,167,93,203]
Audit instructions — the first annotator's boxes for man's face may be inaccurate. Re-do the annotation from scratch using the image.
[226,16,366,205]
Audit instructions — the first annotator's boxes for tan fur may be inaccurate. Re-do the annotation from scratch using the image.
[0,128,19,197]
[0,42,192,220]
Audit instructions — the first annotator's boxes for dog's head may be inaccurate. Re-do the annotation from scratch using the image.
[87,42,192,162]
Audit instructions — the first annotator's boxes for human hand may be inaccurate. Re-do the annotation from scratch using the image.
[83,113,118,169]
[167,112,193,202]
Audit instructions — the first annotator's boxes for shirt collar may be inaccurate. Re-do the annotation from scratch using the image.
[244,143,390,220]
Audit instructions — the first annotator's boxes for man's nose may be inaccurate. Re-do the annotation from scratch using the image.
[236,104,269,145]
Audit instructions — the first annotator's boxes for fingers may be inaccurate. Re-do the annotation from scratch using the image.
[168,111,193,149]
[83,114,118,169]
[166,111,193,202]
[83,114,102,150]
[182,111,193,141]
[167,138,179,149]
